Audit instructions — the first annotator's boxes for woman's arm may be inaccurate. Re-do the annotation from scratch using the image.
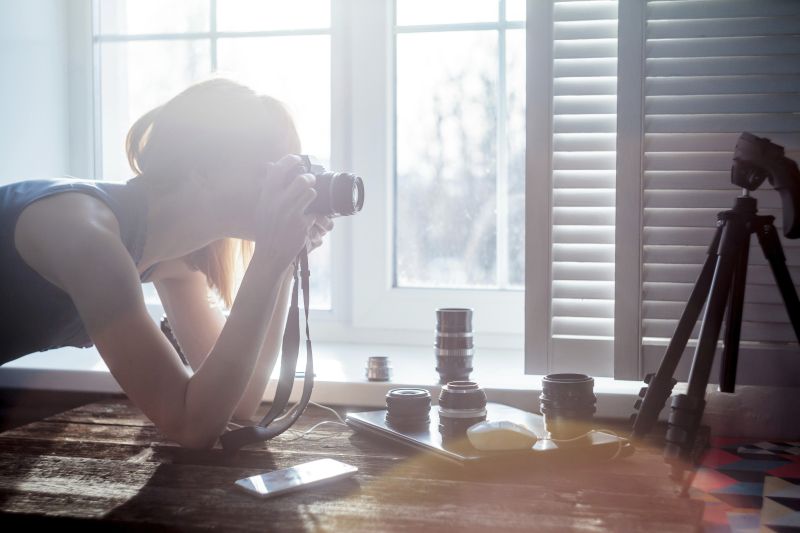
[154,260,295,421]
[14,159,317,449]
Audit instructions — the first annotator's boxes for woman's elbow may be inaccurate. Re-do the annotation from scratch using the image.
[162,421,219,450]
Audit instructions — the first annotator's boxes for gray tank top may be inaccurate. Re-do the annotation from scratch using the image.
[0,176,156,365]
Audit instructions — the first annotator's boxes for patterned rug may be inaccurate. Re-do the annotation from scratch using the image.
[688,438,800,532]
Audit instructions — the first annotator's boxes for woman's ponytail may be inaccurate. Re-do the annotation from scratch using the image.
[125,105,162,175]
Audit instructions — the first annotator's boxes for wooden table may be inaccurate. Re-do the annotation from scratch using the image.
[0,397,703,531]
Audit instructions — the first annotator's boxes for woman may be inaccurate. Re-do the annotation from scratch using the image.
[0,78,333,449]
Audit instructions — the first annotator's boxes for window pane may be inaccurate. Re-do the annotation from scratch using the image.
[216,0,330,32]
[395,31,498,288]
[98,0,209,35]
[396,0,499,26]
[217,35,332,309]
[99,40,211,180]
[507,29,526,287]
[506,0,526,22]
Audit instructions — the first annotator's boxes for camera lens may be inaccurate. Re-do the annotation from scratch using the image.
[385,388,431,430]
[435,308,474,384]
[307,171,365,217]
[539,373,596,440]
[437,381,487,438]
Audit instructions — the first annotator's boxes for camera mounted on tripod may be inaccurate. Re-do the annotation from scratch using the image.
[630,132,800,481]
[731,132,800,238]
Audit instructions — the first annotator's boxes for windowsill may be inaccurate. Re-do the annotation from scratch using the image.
[0,342,679,421]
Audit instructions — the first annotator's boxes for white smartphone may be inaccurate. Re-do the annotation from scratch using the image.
[234,458,358,499]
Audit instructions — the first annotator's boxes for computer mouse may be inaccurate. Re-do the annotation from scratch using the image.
[466,420,539,451]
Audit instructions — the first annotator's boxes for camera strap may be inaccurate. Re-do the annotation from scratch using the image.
[219,249,314,453]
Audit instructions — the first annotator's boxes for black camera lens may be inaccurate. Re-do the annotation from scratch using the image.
[385,388,431,430]
[539,373,596,440]
[306,171,365,217]
[435,308,474,384]
[437,381,487,438]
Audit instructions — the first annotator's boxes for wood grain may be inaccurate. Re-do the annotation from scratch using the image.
[0,397,703,532]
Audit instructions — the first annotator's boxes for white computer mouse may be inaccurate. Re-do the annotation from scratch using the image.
[466,420,539,451]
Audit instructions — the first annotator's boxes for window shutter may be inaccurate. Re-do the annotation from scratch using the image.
[549,0,619,373]
[640,0,800,383]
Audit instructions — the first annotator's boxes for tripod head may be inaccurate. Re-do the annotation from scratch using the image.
[731,132,800,238]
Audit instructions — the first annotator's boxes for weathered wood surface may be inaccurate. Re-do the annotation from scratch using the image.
[0,397,703,532]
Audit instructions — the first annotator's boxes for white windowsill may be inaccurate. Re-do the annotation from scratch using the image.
[0,342,678,421]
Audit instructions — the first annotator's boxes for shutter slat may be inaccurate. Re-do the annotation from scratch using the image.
[644,263,800,285]
[645,114,800,133]
[648,16,800,39]
[553,262,615,281]
[648,0,800,20]
[646,56,800,77]
[644,189,783,209]
[647,36,800,58]
[553,317,615,337]
[555,1,618,22]
[643,319,798,344]
[554,170,616,188]
[554,151,617,170]
[555,58,618,77]
[554,243,616,262]
[554,188,616,206]
[645,282,794,305]
[646,94,800,115]
[555,114,617,133]
[554,280,615,299]
[646,75,800,96]
[554,95,617,114]
[555,76,617,96]
[555,39,619,59]
[554,206,615,225]
[555,132,617,151]
[555,20,618,40]
[554,298,615,318]
[645,132,800,152]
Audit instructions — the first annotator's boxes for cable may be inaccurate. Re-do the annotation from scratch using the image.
[545,428,627,462]
[224,401,351,442]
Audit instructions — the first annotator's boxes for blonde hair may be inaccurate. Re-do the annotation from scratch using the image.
[125,78,301,308]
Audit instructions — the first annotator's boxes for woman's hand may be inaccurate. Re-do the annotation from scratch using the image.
[306,216,334,254]
[253,155,317,267]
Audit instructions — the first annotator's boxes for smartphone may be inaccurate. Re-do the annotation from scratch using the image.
[234,458,358,499]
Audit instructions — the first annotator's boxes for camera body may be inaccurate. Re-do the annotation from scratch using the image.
[297,155,364,218]
[731,132,800,238]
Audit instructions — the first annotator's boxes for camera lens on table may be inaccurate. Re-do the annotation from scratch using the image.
[385,388,431,430]
[539,373,596,440]
[437,381,487,438]
[435,308,474,384]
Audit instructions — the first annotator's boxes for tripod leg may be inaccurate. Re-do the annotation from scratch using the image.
[756,220,800,342]
[719,232,750,393]
[631,224,723,439]
[665,216,744,464]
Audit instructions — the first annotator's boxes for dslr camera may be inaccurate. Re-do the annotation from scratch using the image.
[297,155,364,218]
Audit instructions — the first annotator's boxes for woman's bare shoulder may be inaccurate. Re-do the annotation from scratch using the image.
[13,192,126,290]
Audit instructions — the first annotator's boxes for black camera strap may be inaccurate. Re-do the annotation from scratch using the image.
[219,250,314,453]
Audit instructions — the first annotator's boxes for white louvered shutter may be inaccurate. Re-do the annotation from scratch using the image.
[549,0,619,374]
[639,0,800,381]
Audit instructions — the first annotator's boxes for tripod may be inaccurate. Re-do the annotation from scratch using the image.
[630,192,800,470]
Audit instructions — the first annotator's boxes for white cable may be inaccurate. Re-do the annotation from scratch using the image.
[224,401,350,441]
[309,401,347,424]
[545,428,626,462]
